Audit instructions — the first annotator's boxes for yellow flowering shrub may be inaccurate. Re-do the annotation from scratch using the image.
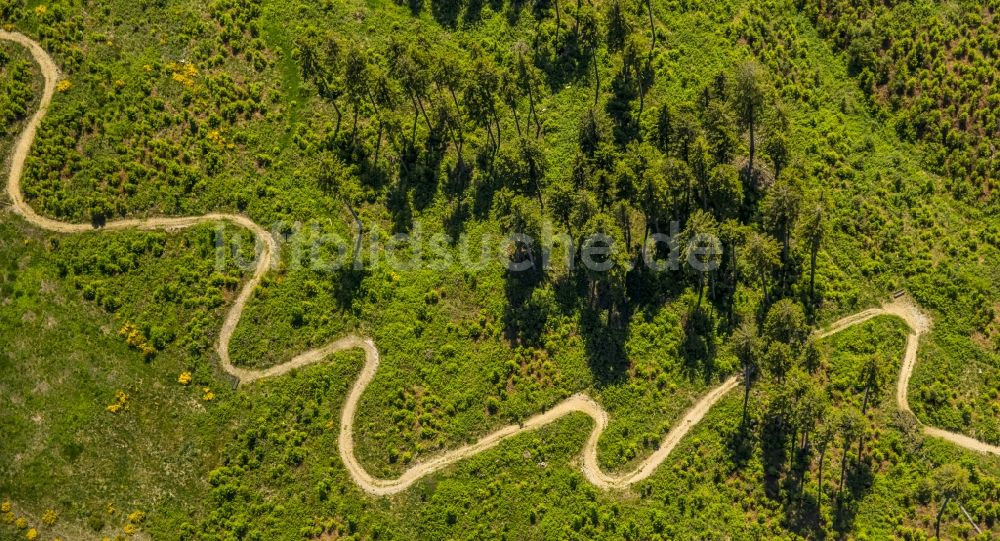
[41,509,57,526]
[123,523,137,535]
[14,516,27,528]
[118,323,156,360]
[106,503,115,515]
[106,390,129,414]
[178,372,192,385]
[168,62,198,88]
[127,510,145,524]
[25,528,38,540]
[202,387,215,401]
[34,5,46,16]
[204,130,236,150]
[2,511,14,524]
[56,80,72,92]
[0,501,10,513]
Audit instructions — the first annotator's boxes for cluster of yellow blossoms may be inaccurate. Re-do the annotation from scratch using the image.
[178,373,214,401]
[205,130,236,150]
[168,62,198,88]
[1,501,60,540]
[106,390,130,414]
[118,323,156,360]
[122,509,145,535]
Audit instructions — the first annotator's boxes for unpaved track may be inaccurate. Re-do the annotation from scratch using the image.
[2,32,995,499]
[818,298,1000,456]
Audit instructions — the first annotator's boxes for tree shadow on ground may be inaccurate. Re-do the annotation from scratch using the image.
[443,196,471,242]
[624,263,688,311]
[680,304,717,383]
[760,408,790,500]
[360,159,391,194]
[504,0,526,26]
[387,178,412,234]
[723,423,758,470]
[396,0,425,16]
[501,265,545,347]
[606,68,640,145]
[831,460,874,535]
[833,497,860,536]
[533,31,597,92]
[470,149,500,220]
[430,0,461,28]
[397,134,445,213]
[782,492,825,540]
[330,266,368,314]
[463,0,485,24]
[443,155,472,198]
[549,267,583,317]
[779,447,827,540]
[579,302,630,385]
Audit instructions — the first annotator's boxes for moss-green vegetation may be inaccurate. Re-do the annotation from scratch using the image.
[0,43,34,135]
[0,218,231,541]
[1,0,999,538]
[801,0,1000,204]
[51,224,250,359]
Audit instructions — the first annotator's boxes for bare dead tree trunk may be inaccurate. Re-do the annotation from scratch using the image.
[374,119,383,164]
[573,0,582,39]
[936,496,951,540]
[351,106,359,143]
[511,102,523,138]
[593,45,600,106]
[332,100,342,140]
[817,447,826,518]
[809,241,819,316]
[409,92,420,146]
[527,81,541,137]
[416,94,433,132]
[555,0,561,38]
[365,90,382,162]
[492,105,501,153]
[839,440,850,492]
[345,203,363,269]
[960,504,983,535]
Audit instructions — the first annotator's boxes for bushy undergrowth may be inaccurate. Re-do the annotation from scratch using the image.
[1,0,998,539]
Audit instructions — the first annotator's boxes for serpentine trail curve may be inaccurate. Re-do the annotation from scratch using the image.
[815,300,1000,456]
[1,31,996,498]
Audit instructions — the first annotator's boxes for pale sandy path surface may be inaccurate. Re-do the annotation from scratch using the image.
[818,298,1000,456]
[0,29,746,495]
[1,32,995,501]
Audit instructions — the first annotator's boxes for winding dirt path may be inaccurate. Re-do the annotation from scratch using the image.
[1,31,995,500]
[818,298,1000,456]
